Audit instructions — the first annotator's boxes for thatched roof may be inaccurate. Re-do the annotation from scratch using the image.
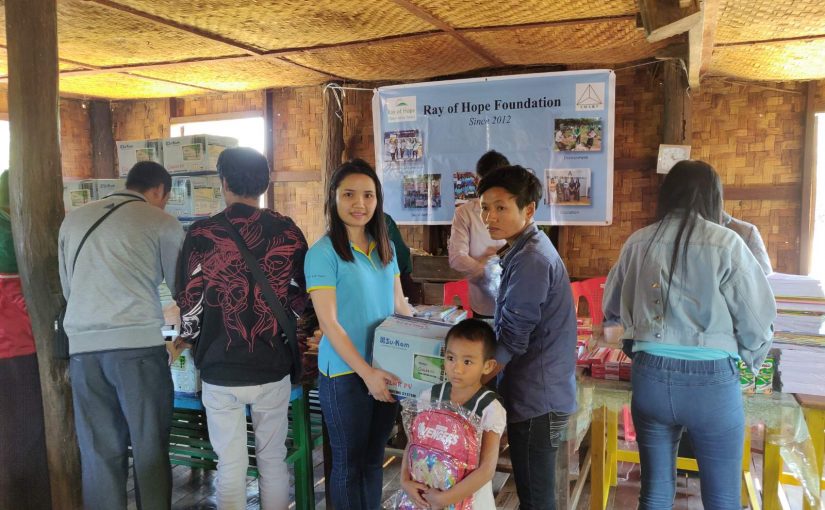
[0,0,823,99]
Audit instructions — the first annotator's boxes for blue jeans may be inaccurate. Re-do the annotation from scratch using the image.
[631,352,744,510]
[508,412,569,510]
[319,373,398,510]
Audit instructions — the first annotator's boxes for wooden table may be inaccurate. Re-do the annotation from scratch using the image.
[581,376,821,510]
[764,393,825,510]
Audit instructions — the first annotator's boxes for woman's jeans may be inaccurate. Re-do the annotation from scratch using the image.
[319,373,398,510]
[631,352,744,510]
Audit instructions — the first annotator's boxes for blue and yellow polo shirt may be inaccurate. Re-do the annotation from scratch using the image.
[305,235,399,377]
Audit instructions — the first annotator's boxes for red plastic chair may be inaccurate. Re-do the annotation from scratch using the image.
[570,280,585,314]
[579,276,607,326]
[443,280,473,318]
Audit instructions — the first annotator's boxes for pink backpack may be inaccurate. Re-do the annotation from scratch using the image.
[400,382,498,510]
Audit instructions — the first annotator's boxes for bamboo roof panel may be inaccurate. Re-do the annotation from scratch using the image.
[285,34,491,81]
[464,19,668,66]
[112,0,435,50]
[52,0,243,67]
[710,39,825,81]
[412,0,637,28]
[59,72,208,99]
[133,58,329,91]
[716,0,825,44]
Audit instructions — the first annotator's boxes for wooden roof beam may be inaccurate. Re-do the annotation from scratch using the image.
[638,0,702,43]
[387,0,504,66]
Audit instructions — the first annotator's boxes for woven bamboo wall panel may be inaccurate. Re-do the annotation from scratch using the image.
[273,181,326,246]
[270,87,325,244]
[816,80,825,110]
[176,91,264,118]
[343,89,376,165]
[412,0,636,29]
[560,67,664,278]
[691,79,805,187]
[134,58,329,92]
[716,0,825,44]
[725,198,800,275]
[59,99,94,179]
[465,19,668,66]
[273,87,323,173]
[60,73,208,100]
[111,99,170,141]
[285,35,489,82]
[118,0,433,51]
[48,0,241,67]
[692,77,804,273]
[710,40,825,82]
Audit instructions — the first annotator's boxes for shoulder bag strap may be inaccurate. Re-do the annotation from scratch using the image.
[70,198,144,273]
[215,214,301,382]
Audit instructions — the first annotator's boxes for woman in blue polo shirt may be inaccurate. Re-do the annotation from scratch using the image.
[306,159,412,510]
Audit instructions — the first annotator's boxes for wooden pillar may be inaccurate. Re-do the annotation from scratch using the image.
[5,0,83,508]
[265,89,276,209]
[662,59,692,145]
[90,100,116,178]
[321,82,345,189]
[800,82,817,275]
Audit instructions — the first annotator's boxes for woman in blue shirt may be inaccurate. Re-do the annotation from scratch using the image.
[604,160,775,509]
[305,159,412,510]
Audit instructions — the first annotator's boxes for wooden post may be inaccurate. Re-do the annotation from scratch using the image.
[662,59,692,145]
[800,82,817,275]
[5,0,83,508]
[265,89,276,209]
[90,100,116,178]
[322,82,345,190]
[320,82,344,510]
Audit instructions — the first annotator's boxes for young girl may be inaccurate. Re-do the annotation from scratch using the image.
[401,319,505,509]
[305,159,413,510]
[603,160,776,509]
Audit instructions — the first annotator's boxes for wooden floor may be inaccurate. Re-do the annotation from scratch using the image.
[129,447,816,509]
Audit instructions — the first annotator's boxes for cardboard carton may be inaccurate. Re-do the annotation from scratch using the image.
[116,139,164,176]
[371,315,452,398]
[162,135,237,173]
[165,175,224,219]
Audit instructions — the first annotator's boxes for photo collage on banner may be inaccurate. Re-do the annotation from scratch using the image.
[372,70,615,225]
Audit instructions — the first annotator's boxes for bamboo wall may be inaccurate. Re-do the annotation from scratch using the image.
[106,74,824,275]
[0,95,93,179]
[271,87,326,245]
[693,79,806,274]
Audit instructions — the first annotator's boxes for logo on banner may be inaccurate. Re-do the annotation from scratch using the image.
[386,96,417,122]
[575,83,605,111]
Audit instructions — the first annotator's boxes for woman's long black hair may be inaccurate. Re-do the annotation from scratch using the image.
[645,160,723,314]
[324,159,393,266]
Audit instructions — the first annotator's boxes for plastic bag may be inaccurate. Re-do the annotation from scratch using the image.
[383,396,485,510]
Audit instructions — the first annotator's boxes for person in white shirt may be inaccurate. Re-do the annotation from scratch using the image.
[448,151,509,318]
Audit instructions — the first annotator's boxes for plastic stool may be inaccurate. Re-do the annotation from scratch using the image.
[580,276,607,326]
[443,280,473,318]
[570,280,585,313]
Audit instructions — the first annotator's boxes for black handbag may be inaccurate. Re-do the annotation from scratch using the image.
[54,196,144,360]
[216,215,302,384]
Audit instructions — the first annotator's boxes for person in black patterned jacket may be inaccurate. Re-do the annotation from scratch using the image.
[175,147,308,510]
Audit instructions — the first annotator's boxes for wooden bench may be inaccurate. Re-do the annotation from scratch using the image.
[170,386,321,510]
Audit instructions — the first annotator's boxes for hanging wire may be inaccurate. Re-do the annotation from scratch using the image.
[322,83,376,120]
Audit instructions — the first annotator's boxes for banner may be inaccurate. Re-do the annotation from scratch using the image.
[372,70,615,225]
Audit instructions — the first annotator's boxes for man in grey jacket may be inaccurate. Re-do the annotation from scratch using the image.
[58,161,184,510]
